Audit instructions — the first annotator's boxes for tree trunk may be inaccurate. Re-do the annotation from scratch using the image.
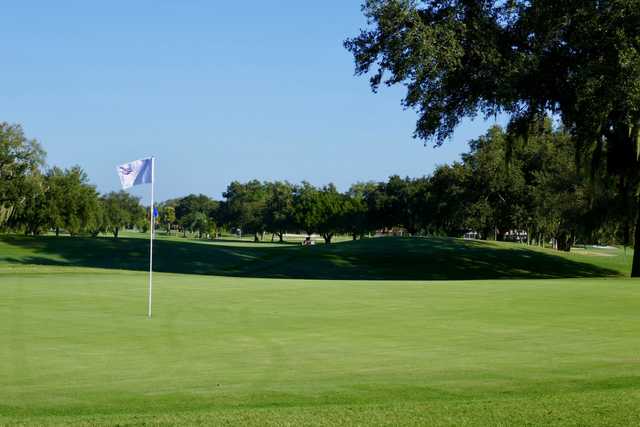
[55,227,60,237]
[323,233,333,244]
[278,232,284,243]
[556,234,571,252]
[113,227,119,239]
[631,200,640,276]
[254,232,260,242]
[352,233,357,240]
[481,227,491,240]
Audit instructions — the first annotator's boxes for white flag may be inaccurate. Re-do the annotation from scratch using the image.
[117,157,153,189]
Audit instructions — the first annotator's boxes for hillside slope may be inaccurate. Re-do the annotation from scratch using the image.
[0,235,626,279]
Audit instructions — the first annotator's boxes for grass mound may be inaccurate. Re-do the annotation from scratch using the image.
[0,235,626,279]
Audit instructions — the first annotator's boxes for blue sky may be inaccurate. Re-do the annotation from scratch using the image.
[1,1,504,203]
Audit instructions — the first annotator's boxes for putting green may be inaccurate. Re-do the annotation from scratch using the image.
[1,236,639,425]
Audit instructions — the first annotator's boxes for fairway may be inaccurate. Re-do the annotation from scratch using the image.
[1,237,639,425]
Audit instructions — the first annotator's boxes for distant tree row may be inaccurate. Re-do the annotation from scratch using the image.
[156,182,356,244]
[1,123,147,237]
[156,118,630,250]
[157,194,219,239]
[1,119,631,250]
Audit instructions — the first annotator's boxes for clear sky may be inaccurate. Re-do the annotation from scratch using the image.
[1,1,504,203]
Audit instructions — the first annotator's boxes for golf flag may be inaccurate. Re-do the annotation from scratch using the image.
[116,156,156,319]
[117,157,153,189]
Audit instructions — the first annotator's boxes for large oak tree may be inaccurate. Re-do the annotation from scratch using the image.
[345,0,640,275]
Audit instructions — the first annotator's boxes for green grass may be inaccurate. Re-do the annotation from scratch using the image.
[1,235,639,425]
[0,235,629,279]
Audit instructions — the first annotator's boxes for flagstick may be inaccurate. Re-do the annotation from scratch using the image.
[148,157,155,318]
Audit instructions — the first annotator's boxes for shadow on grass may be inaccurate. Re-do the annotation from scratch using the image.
[0,235,620,280]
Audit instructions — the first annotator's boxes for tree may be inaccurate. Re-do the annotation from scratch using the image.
[10,172,48,235]
[221,181,268,241]
[102,191,145,238]
[263,181,295,242]
[39,166,101,236]
[173,194,218,238]
[292,182,319,237]
[174,194,218,223]
[45,168,67,236]
[182,211,209,238]
[530,130,587,251]
[384,176,412,231]
[383,175,430,235]
[87,200,106,237]
[0,122,45,228]
[346,1,640,275]
[345,183,377,239]
[462,126,528,240]
[464,197,494,240]
[158,205,176,233]
[293,183,345,244]
[427,163,468,236]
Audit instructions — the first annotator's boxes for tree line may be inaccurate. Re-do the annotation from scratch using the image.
[0,118,632,250]
[344,0,640,270]
[1,123,148,238]
[188,117,624,249]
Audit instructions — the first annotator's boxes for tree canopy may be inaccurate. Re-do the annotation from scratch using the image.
[102,191,146,238]
[345,0,640,144]
[346,0,640,273]
[0,122,45,227]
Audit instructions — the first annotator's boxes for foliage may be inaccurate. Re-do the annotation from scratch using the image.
[343,184,371,239]
[46,166,101,236]
[0,122,45,228]
[345,0,640,272]
[171,194,218,238]
[263,181,295,242]
[182,211,210,238]
[10,172,48,235]
[292,183,346,244]
[102,191,145,238]
[427,162,468,236]
[11,166,102,236]
[221,181,268,241]
[160,205,176,233]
